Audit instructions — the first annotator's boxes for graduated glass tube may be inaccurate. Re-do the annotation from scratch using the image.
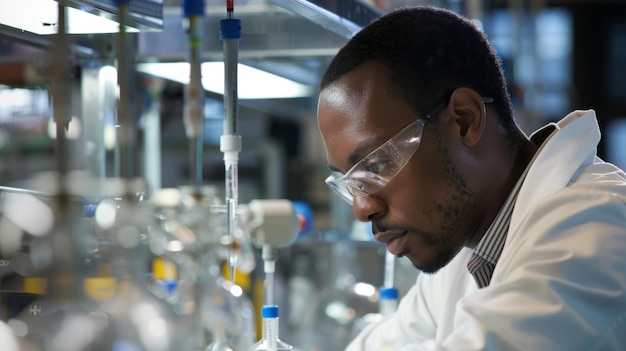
[253,305,294,351]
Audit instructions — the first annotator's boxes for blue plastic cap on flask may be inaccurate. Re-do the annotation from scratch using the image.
[261,305,279,318]
[379,287,399,300]
[183,0,205,17]
[83,203,97,217]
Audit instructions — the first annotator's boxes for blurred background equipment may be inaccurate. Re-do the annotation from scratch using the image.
[0,0,624,350]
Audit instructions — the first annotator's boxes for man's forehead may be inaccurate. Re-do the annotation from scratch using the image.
[319,78,373,115]
[319,83,353,106]
[319,61,389,104]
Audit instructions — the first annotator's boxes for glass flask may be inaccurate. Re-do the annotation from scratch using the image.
[300,240,379,351]
[148,186,256,351]
[11,191,194,351]
[201,272,256,351]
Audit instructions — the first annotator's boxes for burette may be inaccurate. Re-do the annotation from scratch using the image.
[220,0,242,281]
[183,0,205,190]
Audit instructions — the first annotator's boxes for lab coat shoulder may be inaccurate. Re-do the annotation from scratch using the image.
[0,320,37,351]
[484,176,626,350]
[345,249,476,351]
[501,109,626,282]
[440,137,626,350]
[481,123,626,349]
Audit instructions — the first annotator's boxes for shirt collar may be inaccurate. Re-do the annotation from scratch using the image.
[467,124,557,287]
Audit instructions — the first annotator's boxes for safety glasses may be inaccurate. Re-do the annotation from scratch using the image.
[325,96,493,204]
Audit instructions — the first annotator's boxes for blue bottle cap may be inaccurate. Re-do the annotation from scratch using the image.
[379,287,399,300]
[83,203,97,217]
[220,19,241,40]
[261,305,279,318]
[183,0,205,17]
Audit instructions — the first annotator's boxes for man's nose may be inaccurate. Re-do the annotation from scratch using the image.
[352,192,386,222]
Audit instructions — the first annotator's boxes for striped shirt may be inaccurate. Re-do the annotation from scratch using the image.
[467,124,556,288]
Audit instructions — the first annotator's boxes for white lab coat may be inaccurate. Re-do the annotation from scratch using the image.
[346,110,626,351]
[0,321,20,351]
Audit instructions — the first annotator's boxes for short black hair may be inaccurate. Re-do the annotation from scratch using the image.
[320,6,516,133]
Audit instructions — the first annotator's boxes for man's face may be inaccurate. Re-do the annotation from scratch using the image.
[317,61,477,273]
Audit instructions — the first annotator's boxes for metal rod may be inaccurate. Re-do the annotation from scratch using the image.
[115,0,135,188]
[52,1,70,194]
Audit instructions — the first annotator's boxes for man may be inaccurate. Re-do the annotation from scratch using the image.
[317,5,626,350]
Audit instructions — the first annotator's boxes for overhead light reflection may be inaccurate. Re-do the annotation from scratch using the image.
[5,193,54,237]
[353,282,376,297]
[230,284,243,297]
[95,199,118,230]
[0,0,140,35]
[48,116,82,140]
[137,62,313,99]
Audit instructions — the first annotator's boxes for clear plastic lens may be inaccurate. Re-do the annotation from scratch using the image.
[325,118,426,204]
[325,96,492,204]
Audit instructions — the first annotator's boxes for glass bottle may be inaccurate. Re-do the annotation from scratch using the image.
[378,286,399,317]
[253,305,295,351]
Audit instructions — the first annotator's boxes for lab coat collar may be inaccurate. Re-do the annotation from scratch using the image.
[510,110,600,230]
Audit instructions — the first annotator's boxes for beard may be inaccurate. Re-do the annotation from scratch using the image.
[408,130,477,274]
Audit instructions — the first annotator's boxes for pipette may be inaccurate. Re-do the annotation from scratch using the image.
[220,0,242,283]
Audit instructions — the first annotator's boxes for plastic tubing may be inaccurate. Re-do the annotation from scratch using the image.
[183,0,205,189]
[262,245,278,306]
[219,9,242,282]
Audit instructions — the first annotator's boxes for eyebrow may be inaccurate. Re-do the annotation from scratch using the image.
[327,135,385,173]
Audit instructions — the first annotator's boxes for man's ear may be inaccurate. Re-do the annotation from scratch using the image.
[446,87,486,148]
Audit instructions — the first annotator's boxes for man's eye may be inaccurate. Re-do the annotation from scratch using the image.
[364,158,392,175]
